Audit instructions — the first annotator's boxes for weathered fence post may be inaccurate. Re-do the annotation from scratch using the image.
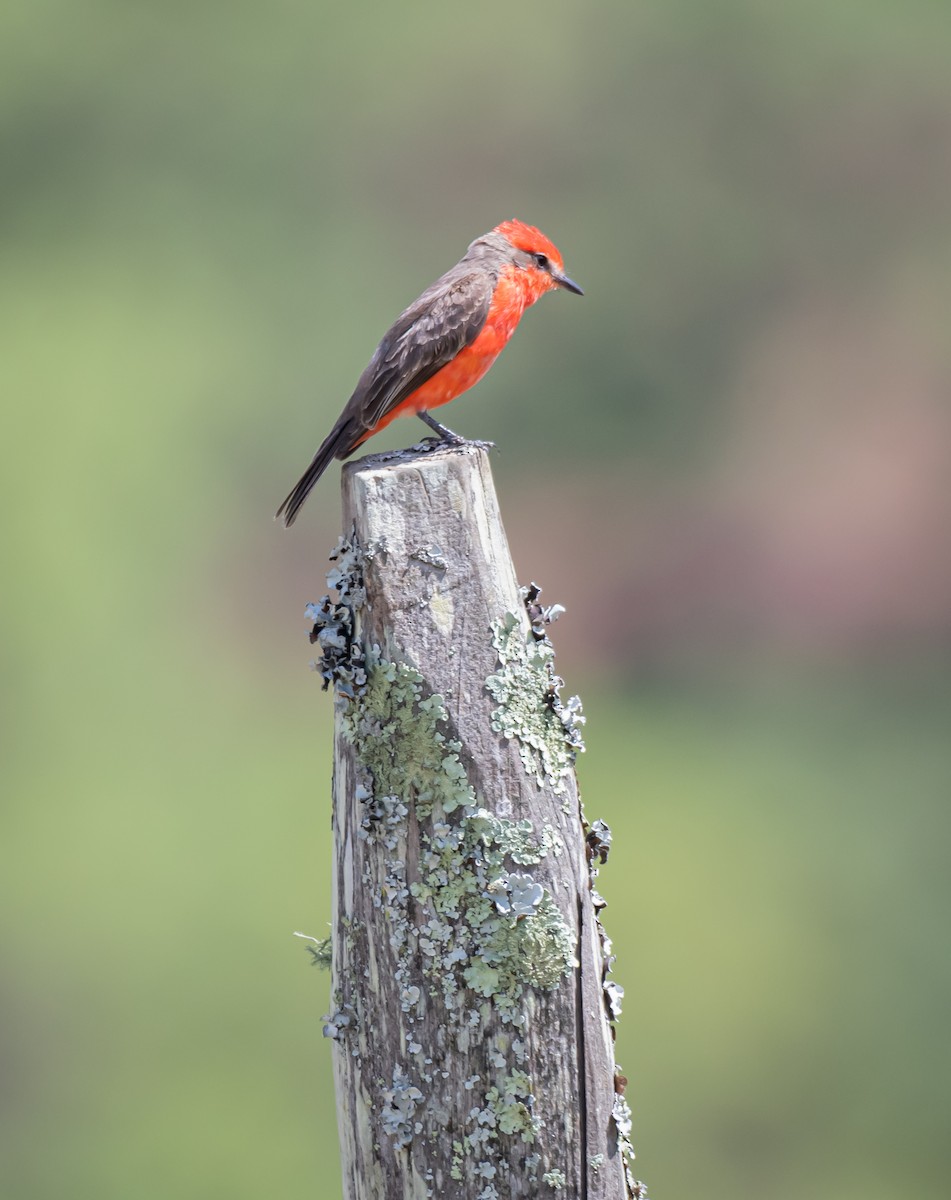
[309,442,643,1199]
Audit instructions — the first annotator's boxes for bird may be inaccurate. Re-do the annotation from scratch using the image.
[275,219,583,526]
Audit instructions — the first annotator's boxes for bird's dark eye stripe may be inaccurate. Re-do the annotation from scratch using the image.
[532,252,550,269]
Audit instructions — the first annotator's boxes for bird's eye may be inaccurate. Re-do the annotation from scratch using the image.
[532,252,550,270]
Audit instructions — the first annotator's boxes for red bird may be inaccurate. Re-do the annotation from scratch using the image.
[276,219,582,525]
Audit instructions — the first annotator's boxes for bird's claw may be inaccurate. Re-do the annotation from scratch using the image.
[416,436,495,454]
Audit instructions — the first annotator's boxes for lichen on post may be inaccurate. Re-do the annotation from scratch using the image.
[307,441,645,1200]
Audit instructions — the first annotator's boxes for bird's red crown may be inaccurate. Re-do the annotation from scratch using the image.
[494,219,564,269]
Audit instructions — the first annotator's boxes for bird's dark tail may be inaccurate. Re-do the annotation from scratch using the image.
[275,417,361,527]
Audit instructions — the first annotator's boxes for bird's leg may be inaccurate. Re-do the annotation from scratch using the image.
[416,411,495,452]
[417,410,466,445]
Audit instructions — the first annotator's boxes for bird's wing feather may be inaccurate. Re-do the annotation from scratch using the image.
[346,268,495,433]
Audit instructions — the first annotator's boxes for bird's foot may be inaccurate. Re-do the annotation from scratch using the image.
[416,412,494,452]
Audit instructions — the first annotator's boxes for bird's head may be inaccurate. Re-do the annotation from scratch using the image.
[493,219,584,298]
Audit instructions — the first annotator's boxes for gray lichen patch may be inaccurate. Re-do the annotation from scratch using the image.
[380,1067,424,1149]
[584,813,628,1038]
[409,543,448,570]
[613,1090,650,1197]
[305,532,368,700]
[485,589,585,795]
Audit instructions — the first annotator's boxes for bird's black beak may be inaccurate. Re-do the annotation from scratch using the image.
[553,270,584,296]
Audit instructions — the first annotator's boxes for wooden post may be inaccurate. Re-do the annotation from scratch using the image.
[310,442,643,1199]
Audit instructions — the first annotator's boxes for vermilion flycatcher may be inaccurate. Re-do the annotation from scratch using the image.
[276,219,582,526]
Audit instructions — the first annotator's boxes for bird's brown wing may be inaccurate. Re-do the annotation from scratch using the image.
[345,267,495,435]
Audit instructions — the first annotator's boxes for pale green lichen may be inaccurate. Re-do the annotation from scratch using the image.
[341,659,469,820]
[477,1070,539,1141]
[486,609,585,795]
[348,659,574,1008]
[542,1168,567,1189]
[320,983,356,1043]
[473,890,575,992]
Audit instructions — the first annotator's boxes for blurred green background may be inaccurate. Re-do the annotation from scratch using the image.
[3,1,950,1196]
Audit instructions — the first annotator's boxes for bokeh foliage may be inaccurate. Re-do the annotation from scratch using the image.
[2,2,950,1197]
